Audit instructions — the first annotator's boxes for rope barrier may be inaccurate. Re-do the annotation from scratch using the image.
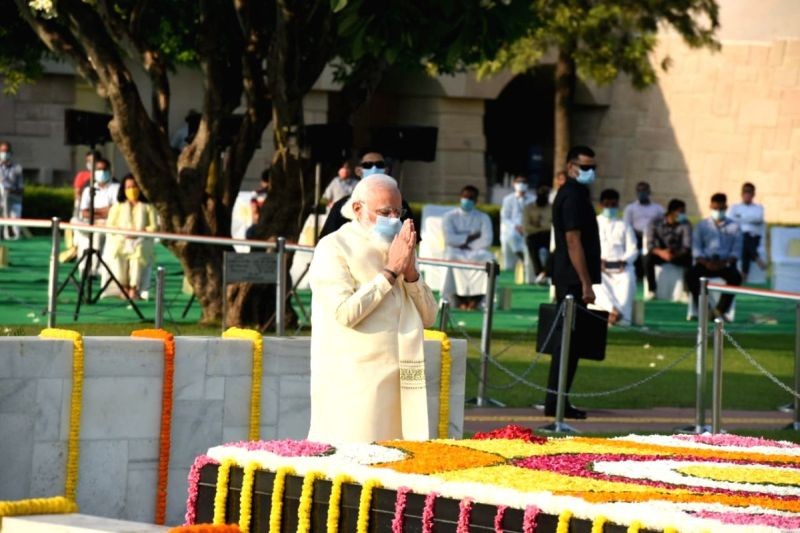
[723,329,800,400]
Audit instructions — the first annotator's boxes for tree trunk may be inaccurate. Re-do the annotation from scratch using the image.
[553,47,575,179]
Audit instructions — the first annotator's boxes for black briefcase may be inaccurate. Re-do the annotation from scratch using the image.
[536,303,608,361]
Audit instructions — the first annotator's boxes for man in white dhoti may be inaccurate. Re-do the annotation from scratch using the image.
[308,174,438,443]
[442,185,494,310]
[500,175,535,272]
[593,189,638,325]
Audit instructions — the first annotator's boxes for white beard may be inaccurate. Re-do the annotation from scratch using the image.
[358,216,392,254]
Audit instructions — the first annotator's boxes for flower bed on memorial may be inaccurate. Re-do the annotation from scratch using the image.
[184,427,800,532]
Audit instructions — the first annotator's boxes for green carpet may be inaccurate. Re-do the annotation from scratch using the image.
[0,237,797,336]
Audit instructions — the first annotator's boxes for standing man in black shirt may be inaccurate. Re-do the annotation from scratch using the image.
[544,145,602,419]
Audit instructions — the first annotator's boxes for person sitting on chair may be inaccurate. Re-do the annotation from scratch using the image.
[644,199,692,300]
[687,193,743,320]
[593,188,637,325]
[442,185,495,310]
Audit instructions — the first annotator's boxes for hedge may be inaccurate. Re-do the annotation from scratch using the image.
[20,185,74,225]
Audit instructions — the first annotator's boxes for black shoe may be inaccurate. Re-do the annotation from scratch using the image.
[543,406,588,419]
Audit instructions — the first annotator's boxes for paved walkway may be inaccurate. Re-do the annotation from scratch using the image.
[464,406,796,434]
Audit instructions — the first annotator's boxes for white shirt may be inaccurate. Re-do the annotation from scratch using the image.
[598,215,638,264]
[623,201,665,234]
[729,202,765,237]
[500,192,535,229]
[442,208,493,253]
[323,177,359,205]
[79,183,120,213]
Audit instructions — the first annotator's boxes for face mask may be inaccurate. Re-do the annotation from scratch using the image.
[711,209,726,221]
[576,168,596,185]
[602,207,618,219]
[637,191,650,203]
[513,182,528,193]
[677,213,688,223]
[460,198,475,212]
[86,162,93,171]
[125,188,140,202]
[0,152,9,162]
[95,170,111,184]
[373,215,402,241]
[362,166,383,178]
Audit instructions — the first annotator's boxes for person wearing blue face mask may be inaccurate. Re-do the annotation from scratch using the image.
[623,182,665,281]
[76,158,120,274]
[0,141,24,240]
[308,174,438,443]
[442,185,495,310]
[500,175,535,275]
[644,199,693,300]
[545,145,602,420]
[687,193,743,321]
[592,189,638,326]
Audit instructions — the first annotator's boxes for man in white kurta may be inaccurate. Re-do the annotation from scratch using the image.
[500,176,535,272]
[593,189,638,325]
[308,174,438,443]
[442,186,494,309]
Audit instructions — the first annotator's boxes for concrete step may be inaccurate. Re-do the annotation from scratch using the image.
[1,514,170,533]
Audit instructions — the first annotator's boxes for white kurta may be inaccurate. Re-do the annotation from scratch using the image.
[592,215,638,323]
[308,221,438,443]
[500,192,535,269]
[442,208,494,296]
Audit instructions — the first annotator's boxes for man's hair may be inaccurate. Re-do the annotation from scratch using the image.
[85,150,101,159]
[95,158,110,168]
[513,175,527,182]
[636,181,650,190]
[667,199,686,213]
[341,174,398,220]
[711,192,727,204]
[742,181,755,192]
[565,145,594,163]
[358,148,384,160]
[0,141,11,151]
[260,168,271,182]
[599,188,619,202]
[461,185,479,197]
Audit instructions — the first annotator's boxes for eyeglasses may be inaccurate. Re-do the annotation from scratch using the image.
[360,202,406,218]
[573,163,596,171]
[360,160,386,170]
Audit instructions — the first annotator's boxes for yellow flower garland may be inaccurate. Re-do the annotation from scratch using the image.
[326,474,352,533]
[556,510,572,533]
[297,471,324,533]
[238,461,259,533]
[213,459,233,525]
[0,496,77,517]
[591,515,607,533]
[269,467,295,533]
[40,328,84,503]
[627,521,642,533]
[222,328,264,441]
[356,479,382,533]
[424,330,451,438]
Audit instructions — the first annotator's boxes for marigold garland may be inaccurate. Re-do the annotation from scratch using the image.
[132,328,175,525]
[39,328,84,504]
[326,474,352,533]
[556,510,572,533]
[213,459,233,525]
[297,470,324,533]
[222,328,264,441]
[626,520,642,533]
[169,525,241,533]
[591,515,608,533]
[424,329,451,438]
[238,461,259,533]
[356,479,382,533]
[269,466,295,533]
[0,496,77,518]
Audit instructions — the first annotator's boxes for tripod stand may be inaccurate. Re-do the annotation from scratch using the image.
[55,148,144,321]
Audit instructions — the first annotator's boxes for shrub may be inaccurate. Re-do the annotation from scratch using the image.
[22,185,74,223]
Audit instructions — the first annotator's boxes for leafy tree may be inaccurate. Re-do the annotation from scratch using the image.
[478,0,721,172]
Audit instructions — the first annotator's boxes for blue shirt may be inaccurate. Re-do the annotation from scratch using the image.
[692,217,743,261]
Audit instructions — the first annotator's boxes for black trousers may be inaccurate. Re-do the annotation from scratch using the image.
[741,233,761,275]
[544,283,584,411]
[687,264,743,314]
[644,251,692,292]
[525,231,550,276]
[633,231,644,280]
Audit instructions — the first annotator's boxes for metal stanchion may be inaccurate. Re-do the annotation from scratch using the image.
[155,267,165,329]
[275,236,287,336]
[788,303,800,430]
[438,299,449,332]
[540,295,578,434]
[680,277,711,433]
[473,261,504,407]
[47,217,61,328]
[712,317,724,434]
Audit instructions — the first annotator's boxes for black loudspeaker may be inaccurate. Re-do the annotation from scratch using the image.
[536,303,608,361]
[303,124,353,163]
[370,126,438,162]
[64,109,113,146]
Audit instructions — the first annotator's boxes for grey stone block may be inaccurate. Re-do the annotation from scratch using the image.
[204,376,224,400]
[277,375,311,439]
[124,468,158,523]
[264,339,312,376]
[77,440,129,519]
[261,372,280,426]
[80,377,162,440]
[0,378,36,413]
[35,379,63,441]
[30,441,67,498]
[166,467,192,526]
[168,400,223,468]
[173,349,207,401]
[0,414,33,499]
[85,338,163,377]
[17,338,72,378]
[222,425,249,444]
[223,376,251,427]
[205,338,252,376]
[128,439,159,462]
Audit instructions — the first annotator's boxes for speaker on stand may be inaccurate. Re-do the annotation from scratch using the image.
[370,125,438,188]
